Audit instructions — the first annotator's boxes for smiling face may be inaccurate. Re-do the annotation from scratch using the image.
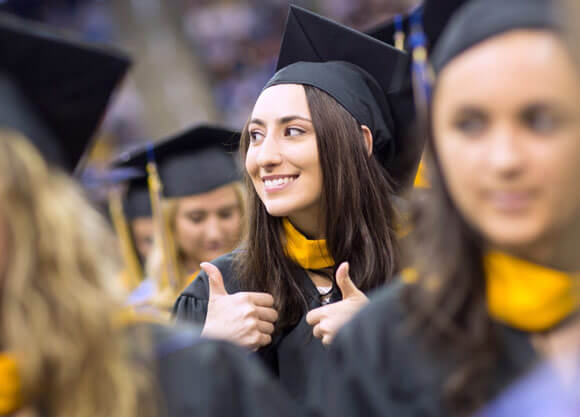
[433,30,580,258]
[245,84,324,234]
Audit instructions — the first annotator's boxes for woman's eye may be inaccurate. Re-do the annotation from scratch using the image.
[454,116,487,137]
[187,214,205,224]
[218,209,235,220]
[249,130,264,142]
[523,110,561,135]
[285,127,305,137]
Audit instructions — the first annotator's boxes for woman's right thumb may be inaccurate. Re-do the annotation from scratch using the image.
[202,262,228,298]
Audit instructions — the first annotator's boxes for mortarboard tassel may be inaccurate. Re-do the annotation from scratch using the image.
[409,10,434,109]
[409,10,433,188]
[394,14,406,51]
[146,145,179,292]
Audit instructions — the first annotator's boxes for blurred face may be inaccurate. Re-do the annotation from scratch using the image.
[433,31,580,256]
[130,217,153,260]
[246,84,324,231]
[174,184,242,267]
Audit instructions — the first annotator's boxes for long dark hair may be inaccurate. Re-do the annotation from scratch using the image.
[403,109,499,415]
[235,85,400,330]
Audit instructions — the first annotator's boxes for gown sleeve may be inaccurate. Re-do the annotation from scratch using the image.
[172,269,210,324]
[172,251,239,325]
[306,280,444,417]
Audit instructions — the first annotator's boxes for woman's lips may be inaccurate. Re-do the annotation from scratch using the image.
[262,175,299,193]
[487,190,537,213]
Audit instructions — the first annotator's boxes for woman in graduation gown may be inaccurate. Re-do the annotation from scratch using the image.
[309,0,580,416]
[0,13,299,417]
[114,126,245,312]
[173,5,419,402]
[143,126,245,282]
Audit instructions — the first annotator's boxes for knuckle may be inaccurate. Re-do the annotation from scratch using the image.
[242,305,257,319]
[319,322,331,334]
[245,317,259,329]
[250,333,262,346]
[239,293,252,302]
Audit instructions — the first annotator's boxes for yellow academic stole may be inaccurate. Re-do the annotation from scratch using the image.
[0,352,22,415]
[282,218,334,269]
[485,251,580,332]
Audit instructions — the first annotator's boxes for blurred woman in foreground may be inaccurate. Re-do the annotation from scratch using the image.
[0,13,297,417]
[0,130,297,417]
[310,0,580,416]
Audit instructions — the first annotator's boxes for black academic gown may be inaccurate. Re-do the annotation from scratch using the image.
[128,321,302,417]
[306,280,539,417]
[172,251,343,403]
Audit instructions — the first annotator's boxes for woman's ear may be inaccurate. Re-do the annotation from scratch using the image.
[361,125,373,157]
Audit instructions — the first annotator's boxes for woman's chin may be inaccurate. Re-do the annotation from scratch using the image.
[264,202,295,218]
[482,225,547,253]
[262,197,321,220]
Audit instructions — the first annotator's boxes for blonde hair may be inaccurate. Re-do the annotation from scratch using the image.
[145,182,245,309]
[0,130,147,417]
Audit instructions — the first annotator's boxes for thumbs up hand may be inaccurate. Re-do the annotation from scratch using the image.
[306,262,368,346]
[201,262,278,351]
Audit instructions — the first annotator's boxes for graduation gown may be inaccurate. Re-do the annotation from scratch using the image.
[476,359,580,417]
[172,251,343,403]
[306,281,539,417]
[129,321,302,417]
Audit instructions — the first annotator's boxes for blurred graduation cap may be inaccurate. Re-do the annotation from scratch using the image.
[0,12,131,173]
[431,0,560,73]
[113,125,242,199]
[422,0,471,50]
[266,5,417,189]
[368,1,469,52]
[123,176,152,220]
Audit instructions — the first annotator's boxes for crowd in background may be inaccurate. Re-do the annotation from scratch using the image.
[0,0,417,152]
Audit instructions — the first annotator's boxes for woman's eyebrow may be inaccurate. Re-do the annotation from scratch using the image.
[250,115,312,126]
[249,118,266,126]
[277,115,312,124]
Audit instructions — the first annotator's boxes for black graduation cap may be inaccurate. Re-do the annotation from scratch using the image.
[422,0,470,51]
[113,125,242,199]
[0,12,131,173]
[265,5,418,188]
[123,176,152,220]
[432,0,560,73]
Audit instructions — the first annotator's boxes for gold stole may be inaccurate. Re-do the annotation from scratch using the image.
[282,218,334,269]
[485,251,580,332]
[0,353,22,415]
